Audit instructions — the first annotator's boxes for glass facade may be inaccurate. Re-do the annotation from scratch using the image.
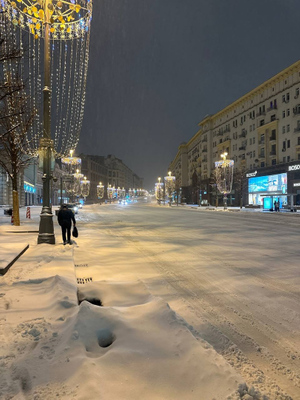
[248,173,288,208]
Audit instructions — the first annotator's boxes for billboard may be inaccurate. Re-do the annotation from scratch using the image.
[248,173,287,194]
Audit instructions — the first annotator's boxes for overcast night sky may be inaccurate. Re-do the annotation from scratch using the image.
[78,0,300,189]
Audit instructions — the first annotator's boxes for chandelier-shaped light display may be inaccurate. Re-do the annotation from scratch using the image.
[215,153,234,195]
[155,178,164,202]
[97,182,104,199]
[80,176,90,198]
[73,168,83,196]
[1,0,93,157]
[164,172,175,196]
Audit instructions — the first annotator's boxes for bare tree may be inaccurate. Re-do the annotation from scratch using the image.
[0,12,36,225]
[233,164,248,209]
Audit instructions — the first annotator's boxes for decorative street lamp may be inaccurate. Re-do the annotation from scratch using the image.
[80,176,90,202]
[73,168,84,198]
[107,184,113,202]
[164,171,176,206]
[155,177,164,205]
[2,0,93,244]
[215,152,234,209]
[61,150,81,202]
[97,181,105,204]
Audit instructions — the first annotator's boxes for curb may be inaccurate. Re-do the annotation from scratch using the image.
[0,244,29,276]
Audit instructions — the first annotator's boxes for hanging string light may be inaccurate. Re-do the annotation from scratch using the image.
[1,0,93,157]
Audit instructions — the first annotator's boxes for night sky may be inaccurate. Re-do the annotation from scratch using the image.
[78,0,300,189]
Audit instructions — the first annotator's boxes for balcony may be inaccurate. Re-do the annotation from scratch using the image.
[202,148,208,153]
[239,130,247,138]
[267,106,277,112]
[294,126,300,133]
[239,146,246,151]
[269,151,277,156]
[293,106,300,115]
[269,135,276,141]
[257,111,266,117]
[258,140,265,145]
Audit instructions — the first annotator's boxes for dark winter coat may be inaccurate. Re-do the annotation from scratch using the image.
[57,208,76,228]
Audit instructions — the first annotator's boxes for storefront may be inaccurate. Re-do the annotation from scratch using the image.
[247,163,300,210]
[24,181,36,206]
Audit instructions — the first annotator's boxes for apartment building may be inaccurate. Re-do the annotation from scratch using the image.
[170,60,300,207]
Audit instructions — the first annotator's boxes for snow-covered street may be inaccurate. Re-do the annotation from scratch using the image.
[0,202,299,399]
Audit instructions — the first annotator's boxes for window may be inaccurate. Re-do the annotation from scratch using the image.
[298,154,300,161]
[271,114,276,121]
[298,137,300,146]
[283,141,286,150]
[253,150,256,157]
[272,159,276,165]
[283,157,286,163]
[296,88,300,98]
[287,156,290,162]
[261,148,265,157]
[287,140,290,148]
[282,110,286,118]
[287,124,290,133]
[250,125,252,132]
[287,108,290,117]
[253,137,255,144]
[287,93,290,102]
[261,162,265,167]
[250,138,252,145]
[282,126,286,134]
[260,119,265,126]
[282,94,286,103]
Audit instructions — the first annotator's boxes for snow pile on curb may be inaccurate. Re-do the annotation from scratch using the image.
[0,243,247,399]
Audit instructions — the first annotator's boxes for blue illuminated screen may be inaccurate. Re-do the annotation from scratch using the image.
[248,173,287,193]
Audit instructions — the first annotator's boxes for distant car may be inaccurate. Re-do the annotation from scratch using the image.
[61,203,79,214]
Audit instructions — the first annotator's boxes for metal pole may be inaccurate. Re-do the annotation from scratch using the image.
[38,0,55,244]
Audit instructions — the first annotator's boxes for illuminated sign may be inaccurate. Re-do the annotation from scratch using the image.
[288,164,300,171]
[246,171,257,178]
[24,181,36,194]
[248,173,287,193]
[293,182,300,187]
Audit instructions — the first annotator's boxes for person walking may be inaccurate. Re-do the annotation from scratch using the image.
[57,204,76,245]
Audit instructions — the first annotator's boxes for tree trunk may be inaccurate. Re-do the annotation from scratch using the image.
[12,170,20,226]
[12,190,20,226]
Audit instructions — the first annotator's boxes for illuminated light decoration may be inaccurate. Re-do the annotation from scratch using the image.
[80,175,90,200]
[73,168,83,196]
[164,171,175,206]
[215,152,234,209]
[107,184,114,200]
[1,0,93,158]
[155,177,164,204]
[61,150,81,199]
[97,181,104,200]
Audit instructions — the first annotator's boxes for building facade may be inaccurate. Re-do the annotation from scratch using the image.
[170,60,300,207]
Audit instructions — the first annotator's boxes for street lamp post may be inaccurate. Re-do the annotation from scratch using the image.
[164,171,176,207]
[97,182,105,204]
[155,177,164,205]
[215,152,234,210]
[38,0,55,244]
